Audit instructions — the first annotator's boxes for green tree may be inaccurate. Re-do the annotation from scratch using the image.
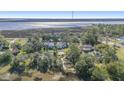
[95,44,118,63]
[75,54,95,80]
[91,65,110,81]
[9,52,32,74]
[38,53,54,72]
[107,62,124,81]
[70,36,80,43]
[38,56,49,73]
[29,52,53,73]
[0,50,12,66]
[0,35,9,51]
[23,36,42,53]
[9,55,26,74]
[11,41,22,50]
[81,27,98,46]
[66,43,80,64]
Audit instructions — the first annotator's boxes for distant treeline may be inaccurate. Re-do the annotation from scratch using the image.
[0,27,87,38]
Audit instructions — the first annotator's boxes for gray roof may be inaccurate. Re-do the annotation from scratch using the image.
[82,45,94,51]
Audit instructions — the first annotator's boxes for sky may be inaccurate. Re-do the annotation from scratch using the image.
[0,11,124,18]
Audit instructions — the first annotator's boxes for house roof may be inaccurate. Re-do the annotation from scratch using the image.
[82,44,94,51]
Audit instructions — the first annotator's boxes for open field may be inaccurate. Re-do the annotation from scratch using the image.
[116,46,124,61]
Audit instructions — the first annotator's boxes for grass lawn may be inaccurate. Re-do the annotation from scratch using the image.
[6,38,27,45]
[0,65,10,74]
[16,38,27,45]
[116,46,124,61]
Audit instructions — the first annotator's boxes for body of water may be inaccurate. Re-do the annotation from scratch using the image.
[0,21,124,30]
[0,22,90,30]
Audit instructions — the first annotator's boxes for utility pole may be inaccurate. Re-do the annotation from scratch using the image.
[72,11,74,19]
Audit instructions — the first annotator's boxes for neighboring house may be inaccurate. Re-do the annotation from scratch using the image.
[44,42,54,48]
[82,44,94,52]
[43,42,68,49]
[56,42,68,49]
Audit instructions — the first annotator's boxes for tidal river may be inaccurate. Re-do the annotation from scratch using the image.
[0,21,124,30]
[0,22,90,30]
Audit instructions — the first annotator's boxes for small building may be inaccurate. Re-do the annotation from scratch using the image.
[82,44,94,52]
